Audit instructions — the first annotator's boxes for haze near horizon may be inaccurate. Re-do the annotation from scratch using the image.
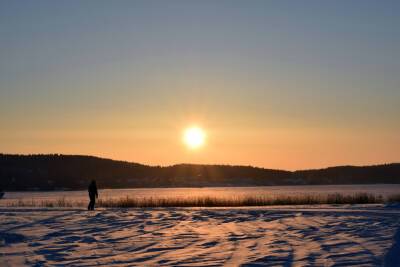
[1,1,399,170]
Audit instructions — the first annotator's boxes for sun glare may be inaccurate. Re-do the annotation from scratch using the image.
[183,126,206,149]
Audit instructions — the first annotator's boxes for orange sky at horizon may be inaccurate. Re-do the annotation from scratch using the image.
[1,122,398,170]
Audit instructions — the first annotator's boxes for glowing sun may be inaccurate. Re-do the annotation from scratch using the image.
[183,126,206,149]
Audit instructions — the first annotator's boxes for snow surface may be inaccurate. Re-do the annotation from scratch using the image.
[1,205,400,266]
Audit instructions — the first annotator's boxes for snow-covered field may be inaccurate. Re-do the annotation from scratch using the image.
[1,205,399,266]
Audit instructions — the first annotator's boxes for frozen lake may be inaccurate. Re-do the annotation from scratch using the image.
[1,184,399,206]
[1,185,400,265]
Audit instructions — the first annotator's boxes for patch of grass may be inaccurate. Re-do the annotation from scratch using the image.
[97,193,386,208]
[387,194,400,203]
[6,197,84,208]
[4,193,397,208]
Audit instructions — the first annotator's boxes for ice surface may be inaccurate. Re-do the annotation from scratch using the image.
[1,205,399,266]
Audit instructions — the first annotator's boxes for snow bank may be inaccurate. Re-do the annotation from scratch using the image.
[1,206,399,266]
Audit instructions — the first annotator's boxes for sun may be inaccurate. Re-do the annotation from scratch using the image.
[183,126,206,149]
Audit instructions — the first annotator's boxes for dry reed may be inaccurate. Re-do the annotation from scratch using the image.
[4,192,398,208]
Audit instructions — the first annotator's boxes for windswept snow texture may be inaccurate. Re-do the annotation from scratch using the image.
[1,206,400,266]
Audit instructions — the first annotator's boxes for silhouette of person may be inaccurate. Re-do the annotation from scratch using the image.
[87,180,98,210]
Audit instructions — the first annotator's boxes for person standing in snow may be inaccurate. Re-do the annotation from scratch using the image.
[87,180,98,210]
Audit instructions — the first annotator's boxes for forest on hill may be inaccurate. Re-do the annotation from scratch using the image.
[0,154,399,190]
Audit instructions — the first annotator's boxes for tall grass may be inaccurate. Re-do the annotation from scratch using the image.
[387,194,400,203]
[6,197,84,208]
[97,193,385,208]
[5,193,397,208]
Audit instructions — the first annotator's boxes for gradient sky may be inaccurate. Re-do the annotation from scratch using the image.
[1,1,399,170]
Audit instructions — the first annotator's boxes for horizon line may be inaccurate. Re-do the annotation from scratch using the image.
[1,153,398,173]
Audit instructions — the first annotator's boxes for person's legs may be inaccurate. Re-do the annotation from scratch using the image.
[88,196,94,210]
[89,196,95,210]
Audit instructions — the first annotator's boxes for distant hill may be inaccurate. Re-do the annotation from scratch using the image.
[0,154,399,190]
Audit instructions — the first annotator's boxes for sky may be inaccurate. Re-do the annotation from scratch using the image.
[0,0,399,170]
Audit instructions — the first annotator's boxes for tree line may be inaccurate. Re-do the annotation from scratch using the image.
[0,154,399,190]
